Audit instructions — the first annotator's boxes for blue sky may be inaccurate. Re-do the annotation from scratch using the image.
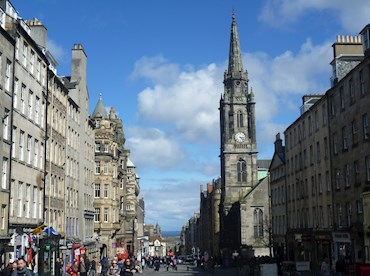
[13,0,370,231]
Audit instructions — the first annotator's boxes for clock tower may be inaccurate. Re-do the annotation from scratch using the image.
[219,13,258,213]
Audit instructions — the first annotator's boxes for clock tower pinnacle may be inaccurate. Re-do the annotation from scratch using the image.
[219,13,258,212]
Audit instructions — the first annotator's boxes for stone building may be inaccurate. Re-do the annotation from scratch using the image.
[327,30,370,264]
[63,43,95,259]
[92,97,141,258]
[0,2,49,268]
[199,178,221,259]
[269,25,370,268]
[219,14,270,260]
[284,93,332,270]
[269,133,286,259]
[0,3,14,265]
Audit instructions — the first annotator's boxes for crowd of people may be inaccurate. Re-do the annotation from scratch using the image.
[0,258,34,276]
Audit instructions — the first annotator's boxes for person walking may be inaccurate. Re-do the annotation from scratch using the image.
[89,257,97,276]
[321,256,331,276]
[79,257,88,276]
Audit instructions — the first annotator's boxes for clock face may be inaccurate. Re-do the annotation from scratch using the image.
[234,132,246,143]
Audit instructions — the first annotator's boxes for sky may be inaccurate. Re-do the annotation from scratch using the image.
[12,0,370,231]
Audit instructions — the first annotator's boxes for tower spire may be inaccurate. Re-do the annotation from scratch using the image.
[228,12,244,73]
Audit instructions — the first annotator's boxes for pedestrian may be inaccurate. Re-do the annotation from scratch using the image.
[335,256,346,276]
[321,256,331,276]
[89,257,97,276]
[12,258,33,276]
[55,258,63,276]
[123,259,135,276]
[1,261,17,276]
[107,260,120,276]
[79,257,88,276]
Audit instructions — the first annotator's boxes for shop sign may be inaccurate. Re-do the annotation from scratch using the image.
[332,232,350,243]
[80,248,86,255]
[75,248,80,256]
[67,243,73,249]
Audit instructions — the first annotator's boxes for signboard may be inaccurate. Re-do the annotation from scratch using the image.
[80,248,86,255]
[75,248,80,256]
[117,248,129,259]
[296,261,310,271]
[332,232,350,243]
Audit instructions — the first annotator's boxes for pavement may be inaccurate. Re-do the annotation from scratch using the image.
[140,264,256,276]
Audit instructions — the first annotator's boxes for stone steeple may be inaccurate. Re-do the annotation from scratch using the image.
[92,94,108,118]
[228,12,244,74]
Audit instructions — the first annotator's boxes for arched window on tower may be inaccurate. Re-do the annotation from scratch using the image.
[237,111,243,128]
[254,208,264,238]
[237,159,247,182]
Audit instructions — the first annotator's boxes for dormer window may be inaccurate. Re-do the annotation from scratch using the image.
[95,120,100,128]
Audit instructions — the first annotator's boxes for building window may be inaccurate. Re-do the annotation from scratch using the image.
[316,142,321,162]
[330,94,336,116]
[335,169,340,190]
[27,135,32,164]
[119,178,124,189]
[2,158,7,189]
[349,78,354,101]
[30,50,34,74]
[95,143,100,152]
[340,86,345,110]
[19,131,24,161]
[237,159,247,182]
[318,174,322,194]
[104,208,108,223]
[32,186,37,218]
[315,110,319,131]
[346,202,352,226]
[322,104,327,126]
[237,111,243,128]
[337,204,342,227]
[354,160,360,184]
[95,161,100,174]
[15,37,19,59]
[95,120,100,128]
[94,208,100,222]
[104,184,108,198]
[328,205,333,226]
[326,171,331,192]
[94,184,100,198]
[342,126,348,150]
[363,113,369,139]
[5,59,11,91]
[356,199,363,214]
[36,58,41,81]
[25,184,30,218]
[3,109,9,140]
[35,97,40,124]
[13,78,18,109]
[104,144,109,153]
[22,42,28,67]
[39,190,42,219]
[366,156,370,182]
[253,208,263,238]
[17,182,23,217]
[333,133,338,155]
[21,84,26,114]
[360,69,365,95]
[0,205,5,230]
[103,162,109,175]
[120,197,124,211]
[344,164,350,187]
[352,120,358,145]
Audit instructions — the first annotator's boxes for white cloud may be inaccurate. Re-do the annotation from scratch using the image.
[141,180,203,230]
[134,56,223,143]
[259,0,370,32]
[126,127,186,169]
[46,38,66,63]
